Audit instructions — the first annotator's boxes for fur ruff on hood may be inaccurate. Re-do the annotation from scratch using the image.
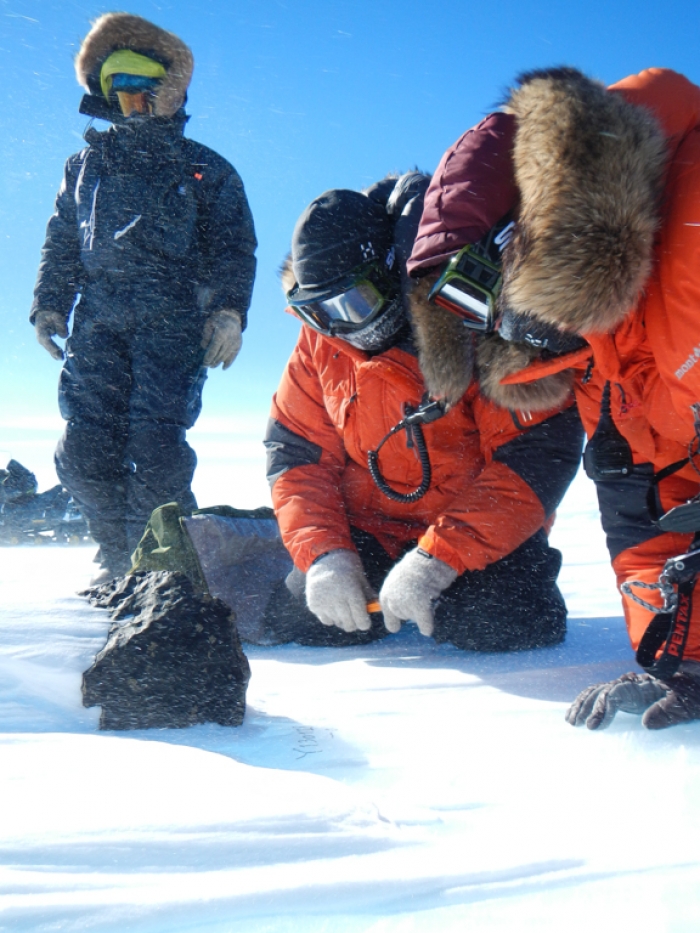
[75,13,193,118]
[482,67,667,411]
[407,275,476,406]
[500,67,666,335]
[280,254,295,298]
[411,67,667,412]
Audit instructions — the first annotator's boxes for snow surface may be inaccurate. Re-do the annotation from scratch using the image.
[2,468,700,932]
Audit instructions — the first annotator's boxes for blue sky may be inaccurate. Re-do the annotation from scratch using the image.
[2,0,699,490]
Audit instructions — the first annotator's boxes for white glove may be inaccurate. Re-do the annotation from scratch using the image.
[201,309,242,370]
[34,310,68,360]
[379,547,458,637]
[305,550,375,633]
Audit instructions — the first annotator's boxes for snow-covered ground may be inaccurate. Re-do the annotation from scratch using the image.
[2,467,700,933]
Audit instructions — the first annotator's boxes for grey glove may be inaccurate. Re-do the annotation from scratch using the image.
[34,310,68,361]
[201,309,242,369]
[379,547,458,637]
[566,667,700,730]
[305,549,375,633]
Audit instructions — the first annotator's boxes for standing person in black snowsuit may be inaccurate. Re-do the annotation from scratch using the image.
[30,13,257,583]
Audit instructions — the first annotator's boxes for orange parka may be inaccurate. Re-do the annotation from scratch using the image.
[498,69,700,663]
[265,325,582,575]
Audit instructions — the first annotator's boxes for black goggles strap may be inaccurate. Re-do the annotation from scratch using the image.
[498,307,588,353]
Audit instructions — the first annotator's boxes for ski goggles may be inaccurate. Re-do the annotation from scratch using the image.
[286,265,398,336]
[428,242,502,332]
[429,234,588,356]
[100,50,166,99]
[111,75,163,116]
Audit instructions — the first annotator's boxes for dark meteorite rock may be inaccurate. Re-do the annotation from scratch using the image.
[81,571,251,731]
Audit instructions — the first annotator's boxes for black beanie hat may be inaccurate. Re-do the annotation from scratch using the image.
[290,189,394,302]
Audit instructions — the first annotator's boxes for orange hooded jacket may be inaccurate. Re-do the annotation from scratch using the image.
[497,69,700,661]
[266,325,581,575]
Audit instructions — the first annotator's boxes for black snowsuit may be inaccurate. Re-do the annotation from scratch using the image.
[31,113,256,570]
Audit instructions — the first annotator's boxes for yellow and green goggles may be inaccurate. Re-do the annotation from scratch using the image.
[100,50,166,101]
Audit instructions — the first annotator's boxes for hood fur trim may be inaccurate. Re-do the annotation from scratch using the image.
[407,275,476,406]
[476,334,575,411]
[501,67,666,334]
[279,253,295,297]
[75,13,193,118]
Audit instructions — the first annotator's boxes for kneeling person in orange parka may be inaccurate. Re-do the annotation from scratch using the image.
[261,172,583,649]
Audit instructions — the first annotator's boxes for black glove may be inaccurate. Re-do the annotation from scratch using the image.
[566,669,700,730]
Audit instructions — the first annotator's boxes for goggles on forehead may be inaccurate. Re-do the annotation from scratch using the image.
[428,216,514,332]
[286,263,398,336]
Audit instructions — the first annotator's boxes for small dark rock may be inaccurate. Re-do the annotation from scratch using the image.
[82,571,251,730]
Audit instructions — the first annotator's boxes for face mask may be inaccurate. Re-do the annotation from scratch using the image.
[340,297,407,353]
[115,89,156,116]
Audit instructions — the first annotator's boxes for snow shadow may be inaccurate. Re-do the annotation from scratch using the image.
[370,615,639,703]
[0,857,594,933]
[0,656,100,733]
[240,615,637,704]
[150,707,372,780]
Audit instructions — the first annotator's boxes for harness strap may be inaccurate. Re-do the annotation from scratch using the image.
[646,456,692,525]
[636,577,695,678]
[634,539,700,677]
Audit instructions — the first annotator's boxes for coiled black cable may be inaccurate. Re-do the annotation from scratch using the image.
[367,397,445,504]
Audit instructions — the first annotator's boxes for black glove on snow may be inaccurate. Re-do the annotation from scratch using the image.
[566,669,700,730]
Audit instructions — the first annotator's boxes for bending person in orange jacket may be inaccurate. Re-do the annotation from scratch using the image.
[406,66,700,728]
[262,173,583,648]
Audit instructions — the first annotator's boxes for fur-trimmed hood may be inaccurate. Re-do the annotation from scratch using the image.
[75,13,193,118]
[482,67,666,411]
[407,66,667,411]
[407,273,575,410]
[499,67,666,336]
